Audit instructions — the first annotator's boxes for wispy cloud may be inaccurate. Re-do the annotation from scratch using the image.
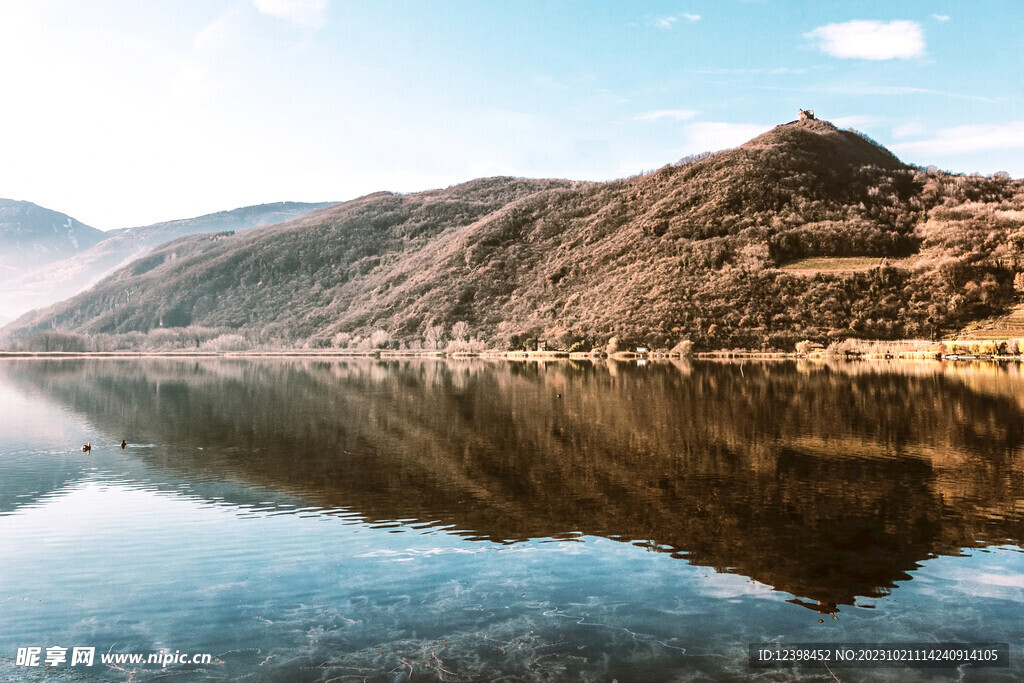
[252,0,329,29]
[805,20,924,60]
[891,122,1024,156]
[892,121,927,138]
[685,66,810,76]
[684,121,771,152]
[652,13,699,29]
[632,109,698,122]
[932,14,950,22]
[827,85,996,103]
[193,7,241,54]
[830,115,879,130]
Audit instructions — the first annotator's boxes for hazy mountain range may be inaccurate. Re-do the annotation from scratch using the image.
[0,198,106,279]
[0,201,335,325]
[2,118,1022,350]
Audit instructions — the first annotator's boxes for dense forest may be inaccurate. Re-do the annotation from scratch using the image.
[3,118,1023,352]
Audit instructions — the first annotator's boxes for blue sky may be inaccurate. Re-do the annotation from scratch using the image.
[0,1,1020,229]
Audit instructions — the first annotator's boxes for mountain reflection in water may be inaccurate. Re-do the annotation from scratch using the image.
[4,357,1023,613]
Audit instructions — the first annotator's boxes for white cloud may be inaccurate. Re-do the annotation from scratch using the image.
[632,109,698,122]
[805,20,925,60]
[253,0,328,29]
[933,14,950,22]
[890,122,1024,156]
[891,121,927,138]
[830,115,878,129]
[653,13,698,29]
[684,122,772,152]
[193,8,243,54]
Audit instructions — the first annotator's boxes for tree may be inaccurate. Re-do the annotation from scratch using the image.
[605,336,619,355]
[451,321,470,342]
[424,324,445,350]
[201,334,249,351]
[369,329,391,348]
[24,331,87,352]
[671,339,694,356]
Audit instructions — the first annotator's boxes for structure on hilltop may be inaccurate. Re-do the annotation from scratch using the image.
[798,108,815,121]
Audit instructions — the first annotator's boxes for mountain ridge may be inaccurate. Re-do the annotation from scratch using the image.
[4,118,1022,351]
[0,199,106,274]
[0,200,336,322]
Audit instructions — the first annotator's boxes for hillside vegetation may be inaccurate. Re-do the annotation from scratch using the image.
[0,201,334,323]
[4,119,1023,352]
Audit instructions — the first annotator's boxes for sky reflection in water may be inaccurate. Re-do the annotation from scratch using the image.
[0,358,1022,681]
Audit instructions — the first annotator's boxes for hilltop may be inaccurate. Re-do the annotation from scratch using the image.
[3,118,1023,352]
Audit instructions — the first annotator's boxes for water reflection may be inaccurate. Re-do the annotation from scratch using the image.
[2,357,1023,613]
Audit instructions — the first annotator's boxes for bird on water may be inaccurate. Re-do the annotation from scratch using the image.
[120,439,127,449]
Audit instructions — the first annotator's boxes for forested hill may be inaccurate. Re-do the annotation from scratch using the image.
[4,118,1023,352]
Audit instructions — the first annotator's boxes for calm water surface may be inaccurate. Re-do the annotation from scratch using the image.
[0,358,1022,681]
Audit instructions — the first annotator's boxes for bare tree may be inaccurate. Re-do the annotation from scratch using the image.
[451,321,470,342]
[369,329,391,349]
[671,339,693,356]
[332,332,351,348]
[424,324,445,350]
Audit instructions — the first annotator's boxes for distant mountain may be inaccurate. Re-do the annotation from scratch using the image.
[0,199,106,276]
[0,201,336,321]
[4,118,1023,351]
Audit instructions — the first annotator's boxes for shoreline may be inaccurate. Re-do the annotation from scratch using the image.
[1,349,1022,362]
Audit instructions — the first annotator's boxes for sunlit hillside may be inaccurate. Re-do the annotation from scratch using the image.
[3,118,1022,352]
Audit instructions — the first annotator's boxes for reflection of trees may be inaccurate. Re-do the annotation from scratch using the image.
[6,358,1024,608]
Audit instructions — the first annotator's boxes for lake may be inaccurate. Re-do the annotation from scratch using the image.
[0,357,1022,681]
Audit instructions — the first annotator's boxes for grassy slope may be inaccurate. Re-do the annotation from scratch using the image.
[4,119,1023,351]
